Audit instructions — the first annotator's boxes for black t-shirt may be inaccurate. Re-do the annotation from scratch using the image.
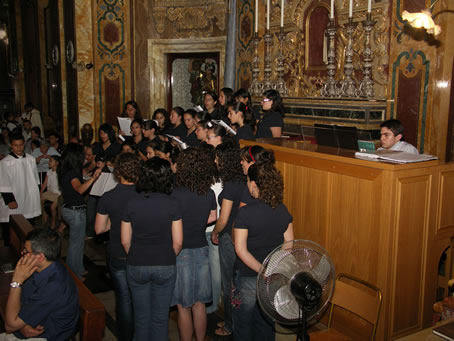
[122,192,182,266]
[235,125,255,143]
[92,141,122,159]
[60,170,85,206]
[165,123,188,140]
[172,187,216,248]
[183,131,200,147]
[97,184,137,259]
[234,200,292,276]
[135,138,148,156]
[240,184,256,206]
[218,180,244,235]
[255,111,283,138]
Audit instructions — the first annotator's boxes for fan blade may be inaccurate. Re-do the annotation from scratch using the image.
[265,250,299,279]
[309,255,331,284]
[274,285,300,320]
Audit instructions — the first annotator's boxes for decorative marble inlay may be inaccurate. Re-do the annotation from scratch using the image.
[390,49,430,151]
[151,1,227,37]
[95,0,130,126]
[238,1,253,51]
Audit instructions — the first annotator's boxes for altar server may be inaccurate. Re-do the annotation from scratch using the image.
[0,134,41,242]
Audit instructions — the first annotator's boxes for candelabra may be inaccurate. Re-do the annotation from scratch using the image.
[263,29,273,91]
[359,13,376,98]
[274,27,288,96]
[249,33,263,96]
[320,19,339,97]
[339,18,358,97]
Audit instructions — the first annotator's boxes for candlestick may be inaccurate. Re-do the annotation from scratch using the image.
[339,18,357,97]
[368,0,371,13]
[267,0,270,30]
[249,32,263,96]
[255,0,258,32]
[281,0,284,27]
[359,13,376,98]
[321,19,339,97]
[330,0,334,19]
[349,0,353,17]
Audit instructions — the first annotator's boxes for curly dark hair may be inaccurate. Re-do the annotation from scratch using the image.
[136,157,173,195]
[175,147,215,195]
[248,163,283,208]
[215,140,245,184]
[240,145,275,165]
[114,152,141,183]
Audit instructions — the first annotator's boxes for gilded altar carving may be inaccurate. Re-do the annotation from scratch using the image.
[151,1,227,37]
[236,0,390,99]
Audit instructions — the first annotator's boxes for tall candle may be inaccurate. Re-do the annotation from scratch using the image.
[349,0,353,17]
[255,0,258,32]
[281,0,284,27]
[367,0,371,13]
[330,0,334,19]
[267,0,270,30]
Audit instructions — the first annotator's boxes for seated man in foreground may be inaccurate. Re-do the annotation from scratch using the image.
[378,119,419,154]
[1,229,79,341]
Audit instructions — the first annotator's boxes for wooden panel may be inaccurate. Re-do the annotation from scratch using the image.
[392,175,430,335]
[397,71,421,148]
[277,160,329,242]
[438,171,454,231]
[326,173,380,279]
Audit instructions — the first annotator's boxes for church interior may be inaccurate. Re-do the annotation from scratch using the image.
[2,0,454,340]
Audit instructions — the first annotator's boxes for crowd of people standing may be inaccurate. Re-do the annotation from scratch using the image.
[1,88,294,341]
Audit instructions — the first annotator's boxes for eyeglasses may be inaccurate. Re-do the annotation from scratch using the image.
[207,135,218,140]
[261,98,271,102]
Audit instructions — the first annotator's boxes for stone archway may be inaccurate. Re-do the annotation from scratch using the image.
[148,37,226,111]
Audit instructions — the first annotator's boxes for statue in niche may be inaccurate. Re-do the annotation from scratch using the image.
[188,58,218,106]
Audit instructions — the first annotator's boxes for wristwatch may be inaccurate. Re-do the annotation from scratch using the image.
[10,281,22,288]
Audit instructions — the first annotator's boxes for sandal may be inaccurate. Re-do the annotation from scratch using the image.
[215,327,232,336]
[216,321,225,328]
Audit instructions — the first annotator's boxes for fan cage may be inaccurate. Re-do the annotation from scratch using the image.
[257,239,335,325]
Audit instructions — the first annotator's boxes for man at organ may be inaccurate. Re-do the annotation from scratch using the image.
[378,119,418,154]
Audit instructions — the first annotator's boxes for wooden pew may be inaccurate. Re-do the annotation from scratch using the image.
[1,215,105,341]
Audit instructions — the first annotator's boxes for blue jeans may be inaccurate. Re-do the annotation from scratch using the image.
[110,257,133,341]
[206,231,222,314]
[127,264,176,341]
[62,207,86,277]
[219,233,235,333]
[232,272,274,341]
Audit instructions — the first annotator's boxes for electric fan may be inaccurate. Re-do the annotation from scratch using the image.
[257,239,335,341]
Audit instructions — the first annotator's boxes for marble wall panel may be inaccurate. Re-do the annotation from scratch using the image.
[75,0,96,132]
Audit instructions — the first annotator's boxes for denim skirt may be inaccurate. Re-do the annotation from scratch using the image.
[171,246,212,307]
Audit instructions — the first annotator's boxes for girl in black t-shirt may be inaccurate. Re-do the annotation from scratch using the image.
[58,143,101,278]
[92,123,122,159]
[255,89,284,138]
[121,157,183,341]
[227,102,255,143]
[211,140,245,337]
[232,163,294,341]
[152,108,170,132]
[171,147,217,341]
[165,106,187,139]
[182,109,199,147]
